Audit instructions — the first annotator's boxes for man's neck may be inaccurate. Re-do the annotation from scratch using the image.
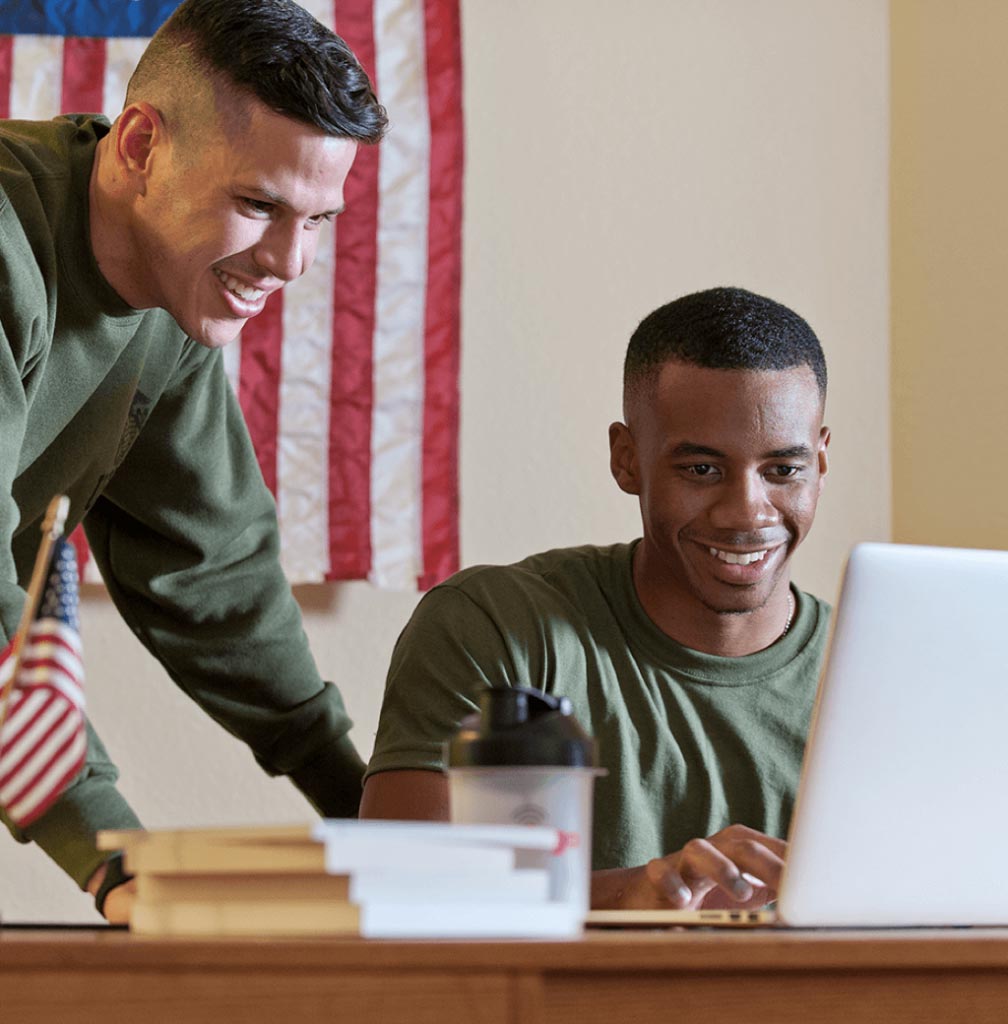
[88,134,145,310]
[632,546,794,657]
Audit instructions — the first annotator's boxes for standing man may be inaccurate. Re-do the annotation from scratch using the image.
[1,0,386,920]
[362,287,832,911]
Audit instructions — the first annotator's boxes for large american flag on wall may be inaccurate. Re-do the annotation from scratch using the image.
[0,0,462,591]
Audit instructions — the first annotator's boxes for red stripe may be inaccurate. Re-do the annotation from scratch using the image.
[14,751,86,827]
[0,37,13,119]
[61,37,106,114]
[4,722,76,802]
[418,0,463,590]
[68,525,92,581]
[0,701,79,790]
[1,690,54,758]
[238,291,285,496]
[2,714,85,828]
[23,631,81,661]
[18,660,82,691]
[327,0,379,580]
[19,656,80,678]
[0,692,64,785]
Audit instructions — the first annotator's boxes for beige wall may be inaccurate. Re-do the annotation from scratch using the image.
[891,0,1008,548]
[0,1,890,922]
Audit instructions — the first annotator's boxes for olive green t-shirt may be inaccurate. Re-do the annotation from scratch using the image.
[367,542,831,871]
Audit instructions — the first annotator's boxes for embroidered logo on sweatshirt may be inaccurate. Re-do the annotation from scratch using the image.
[114,389,151,468]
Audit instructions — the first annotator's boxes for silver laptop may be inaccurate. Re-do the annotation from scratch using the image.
[777,541,1008,927]
[588,542,1008,929]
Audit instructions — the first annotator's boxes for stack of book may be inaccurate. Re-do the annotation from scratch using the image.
[97,820,582,939]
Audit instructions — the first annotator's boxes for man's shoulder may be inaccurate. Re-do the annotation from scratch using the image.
[439,542,633,600]
[1,115,105,186]
[408,543,634,639]
[0,117,105,290]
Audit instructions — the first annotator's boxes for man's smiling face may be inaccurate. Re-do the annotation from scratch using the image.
[130,97,356,347]
[613,360,829,621]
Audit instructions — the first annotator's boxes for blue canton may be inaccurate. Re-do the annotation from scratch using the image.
[37,538,80,631]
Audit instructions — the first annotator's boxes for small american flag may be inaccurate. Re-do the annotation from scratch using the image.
[0,537,86,829]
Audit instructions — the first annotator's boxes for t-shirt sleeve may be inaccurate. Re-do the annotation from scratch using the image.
[82,342,364,817]
[366,582,521,777]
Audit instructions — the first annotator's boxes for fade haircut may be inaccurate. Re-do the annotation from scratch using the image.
[623,286,827,413]
[126,0,387,144]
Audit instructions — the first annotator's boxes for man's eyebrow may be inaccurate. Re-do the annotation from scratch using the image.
[246,185,345,218]
[670,443,726,458]
[668,442,816,459]
[765,445,815,459]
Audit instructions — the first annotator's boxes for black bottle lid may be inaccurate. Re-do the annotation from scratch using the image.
[447,687,597,768]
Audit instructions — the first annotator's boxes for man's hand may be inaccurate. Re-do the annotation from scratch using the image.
[591,824,786,910]
[86,861,137,925]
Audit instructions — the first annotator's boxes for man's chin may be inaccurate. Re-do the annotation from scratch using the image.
[695,579,779,617]
[188,319,246,349]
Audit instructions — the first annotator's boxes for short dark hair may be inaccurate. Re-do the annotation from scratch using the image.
[623,286,827,408]
[128,0,387,144]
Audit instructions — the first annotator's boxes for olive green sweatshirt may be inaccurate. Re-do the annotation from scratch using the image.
[1,115,361,889]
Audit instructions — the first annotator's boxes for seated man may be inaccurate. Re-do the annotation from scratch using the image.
[361,286,832,911]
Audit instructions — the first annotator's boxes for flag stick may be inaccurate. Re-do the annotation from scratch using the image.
[0,495,71,743]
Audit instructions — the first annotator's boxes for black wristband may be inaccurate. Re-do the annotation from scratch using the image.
[94,853,134,918]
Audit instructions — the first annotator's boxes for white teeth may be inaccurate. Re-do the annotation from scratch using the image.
[214,269,264,302]
[708,547,767,566]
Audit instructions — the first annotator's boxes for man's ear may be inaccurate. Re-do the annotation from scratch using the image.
[609,421,641,495]
[817,425,831,495]
[113,102,164,187]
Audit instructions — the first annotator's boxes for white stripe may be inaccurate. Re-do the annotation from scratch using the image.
[0,699,70,797]
[274,2,336,582]
[275,211,337,583]
[102,36,148,117]
[9,37,62,119]
[26,624,82,657]
[24,625,83,695]
[26,624,82,655]
[0,689,49,753]
[19,644,84,685]
[296,0,336,26]
[4,726,86,822]
[369,0,431,588]
[15,666,84,708]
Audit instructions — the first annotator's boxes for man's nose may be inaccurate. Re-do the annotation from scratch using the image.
[253,224,311,282]
[708,472,779,529]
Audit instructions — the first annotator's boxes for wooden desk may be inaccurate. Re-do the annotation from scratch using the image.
[3,926,1008,1024]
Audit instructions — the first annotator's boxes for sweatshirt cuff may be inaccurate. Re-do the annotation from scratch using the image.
[286,731,365,819]
[22,776,142,889]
